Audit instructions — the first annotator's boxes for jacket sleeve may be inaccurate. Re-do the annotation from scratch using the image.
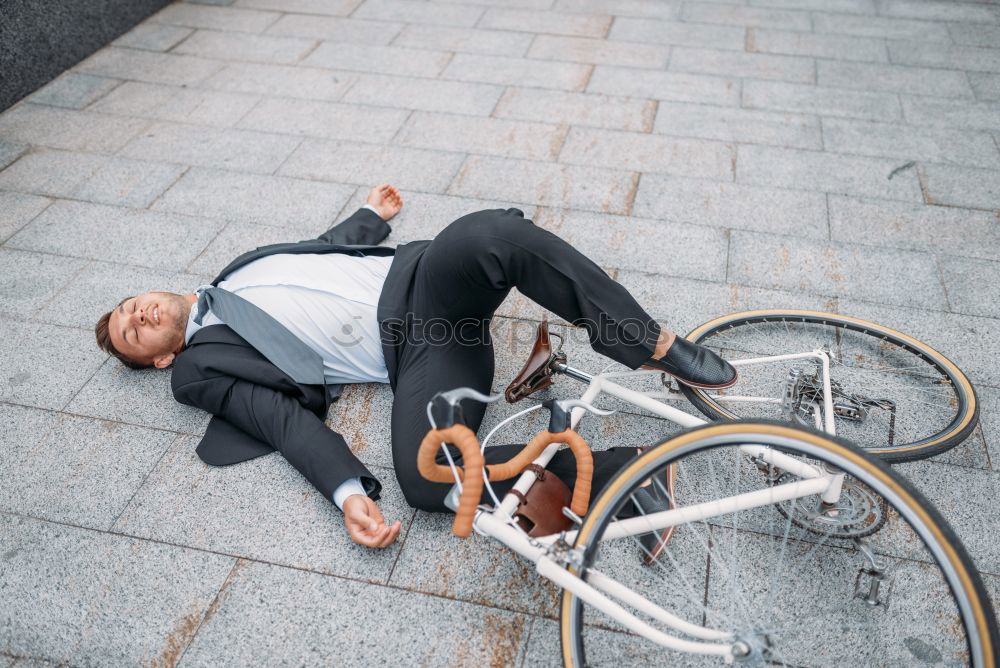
[174,375,381,502]
[316,207,392,246]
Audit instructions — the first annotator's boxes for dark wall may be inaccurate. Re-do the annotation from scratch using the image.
[0,0,173,111]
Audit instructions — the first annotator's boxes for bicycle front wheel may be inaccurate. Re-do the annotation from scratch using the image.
[560,421,998,667]
[681,310,978,462]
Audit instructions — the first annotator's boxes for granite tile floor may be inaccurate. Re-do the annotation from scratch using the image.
[1,0,999,664]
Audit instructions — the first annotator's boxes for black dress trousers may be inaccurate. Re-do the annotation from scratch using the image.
[388,208,662,512]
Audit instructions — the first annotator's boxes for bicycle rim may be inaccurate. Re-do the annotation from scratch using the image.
[560,421,997,667]
[681,310,978,462]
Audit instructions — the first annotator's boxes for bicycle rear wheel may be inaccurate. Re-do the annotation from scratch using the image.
[680,310,978,462]
[560,421,998,667]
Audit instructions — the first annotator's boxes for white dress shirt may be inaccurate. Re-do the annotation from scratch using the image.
[185,206,389,509]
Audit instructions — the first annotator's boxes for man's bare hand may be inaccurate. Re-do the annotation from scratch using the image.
[366,184,403,221]
[343,494,401,549]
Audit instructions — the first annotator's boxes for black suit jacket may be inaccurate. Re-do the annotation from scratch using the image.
[170,207,430,501]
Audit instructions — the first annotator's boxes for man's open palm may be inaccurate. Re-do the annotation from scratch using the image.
[344,494,401,549]
[367,184,403,221]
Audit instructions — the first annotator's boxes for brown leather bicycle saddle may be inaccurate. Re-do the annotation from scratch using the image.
[504,320,565,403]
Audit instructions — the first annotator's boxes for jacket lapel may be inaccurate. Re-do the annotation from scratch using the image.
[212,242,395,285]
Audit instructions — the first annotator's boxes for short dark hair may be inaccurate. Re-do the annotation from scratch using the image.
[95,296,151,369]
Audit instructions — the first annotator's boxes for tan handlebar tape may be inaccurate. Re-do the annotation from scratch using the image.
[417,425,595,537]
[416,424,484,538]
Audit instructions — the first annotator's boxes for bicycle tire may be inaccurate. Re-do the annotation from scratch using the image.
[680,310,978,462]
[560,421,998,667]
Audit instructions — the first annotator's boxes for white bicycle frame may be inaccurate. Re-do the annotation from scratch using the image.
[440,349,845,661]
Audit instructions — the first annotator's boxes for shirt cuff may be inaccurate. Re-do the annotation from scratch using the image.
[332,477,367,510]
[362,204,385,220]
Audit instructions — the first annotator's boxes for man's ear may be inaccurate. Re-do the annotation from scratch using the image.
[153,352,175,369]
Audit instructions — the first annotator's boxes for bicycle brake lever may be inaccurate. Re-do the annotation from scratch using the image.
[542,398,615,432]
[429,387,503,428]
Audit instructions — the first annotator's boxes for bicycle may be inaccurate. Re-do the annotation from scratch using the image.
[417,310,998,666]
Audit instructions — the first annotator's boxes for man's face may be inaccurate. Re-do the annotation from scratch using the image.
[108,291,191,368]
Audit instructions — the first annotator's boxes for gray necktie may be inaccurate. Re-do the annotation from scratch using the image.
[195,287,325,386]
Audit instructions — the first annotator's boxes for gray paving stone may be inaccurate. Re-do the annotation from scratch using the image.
[729,231,949,309]
[353,0,485,26]
[948,22,1000,48]
[743,80,901,121]
[390,23,535,56]
[608,16,745,50]
[669,46,815,83]
[114,438,411,581]
[0,150,107,198]
[448,155,637,214]
[633,174,829,237]
[266,14,403,44]
[828,195,1000,261]
[443,53,592,91]
[76,46,224,87]
[324,381,395,469]
[67,358,211,436]
[120,122,300,175]
[397,111,566,161]
[0,318,108,410]
[237,97,408,142]
[180,560,531,665]
[0,104,149,154]
[887,41,1000,74]
[812,11,952,40]
[234,0,360,14]
[112,22,194,51]
[681,2,812,29]
[0,405,177,529]
[89,82,261,128]
[527,34,670,68]
[0,141,27,170]
[939,256,1000,318]
[588,66,741,106]
[185,219,296,275]
[38,260,204,331]
[889,460,1000,574]
[536,208,729,280]
[479,8,612,37]
[438,0,555,8]
[653,101,822,149]
[822,118,1000,170]
[303,43,452,77]
[751,0,875,12]
[201,62,356,102]
[8,200,222,271]
[279,139,465,192]
[0,249,87,320]
[151,2,281,32]
[388,509,559,615]
[174,29,317,65]
[902,96,1000,132]
[559,127,735,181]
[738,144,923,201]
[27,73,121,110]
[875,0,998,23]
[71,157,186,208]
[970,73,1000,102]
[0,191,50,244]
[0,514,234,666]
[747,27,889,62]
[343,74,505,116]
[838,298,1000,388]
[977,385,1000,468]
[553,0,682,19]
[494,87,655,132]
[922,163,1000,211]
[153,167,355,231]
[817,61,974,98]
